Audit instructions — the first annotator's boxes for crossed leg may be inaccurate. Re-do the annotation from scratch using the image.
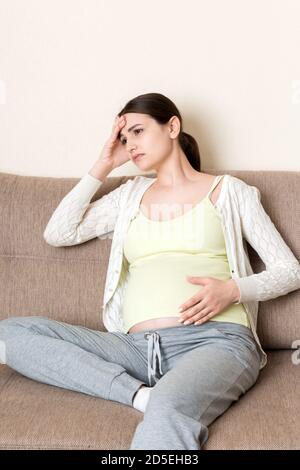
[130,343,260,450]
[0,315,148,407]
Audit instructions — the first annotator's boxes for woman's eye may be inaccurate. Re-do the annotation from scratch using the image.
[121,128,143,145]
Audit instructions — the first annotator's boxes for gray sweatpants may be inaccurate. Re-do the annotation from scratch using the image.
[0,315,261,450]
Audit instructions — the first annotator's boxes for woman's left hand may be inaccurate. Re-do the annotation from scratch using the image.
[178,276,240,325]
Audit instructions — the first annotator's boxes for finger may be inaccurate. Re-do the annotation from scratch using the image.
[112,116,126,132]
[194,311,214,325]
[110,117,126,143]
[179,296,205,316]
[178,294,202,313]
[181,307,212,325]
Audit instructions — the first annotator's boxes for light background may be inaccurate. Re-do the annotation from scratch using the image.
[0,0,299,178]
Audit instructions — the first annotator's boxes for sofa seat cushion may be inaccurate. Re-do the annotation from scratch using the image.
[0,364,141,450]
[203,350,300,449]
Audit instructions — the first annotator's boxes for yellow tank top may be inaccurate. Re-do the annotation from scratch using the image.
[122,175,250,333]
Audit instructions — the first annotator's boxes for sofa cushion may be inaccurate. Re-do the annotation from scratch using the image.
[0,363,141,450]
[203,350,300,450]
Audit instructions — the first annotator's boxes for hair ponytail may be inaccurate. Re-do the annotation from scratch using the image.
[178,131,201,171]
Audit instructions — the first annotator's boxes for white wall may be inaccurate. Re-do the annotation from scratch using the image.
[0,0,299,178]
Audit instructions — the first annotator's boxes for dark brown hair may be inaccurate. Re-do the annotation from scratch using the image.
[117,92,201,171]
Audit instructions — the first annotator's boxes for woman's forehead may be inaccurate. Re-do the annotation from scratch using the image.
[123,112,149,122]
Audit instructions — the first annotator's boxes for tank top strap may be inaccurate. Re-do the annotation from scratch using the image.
[206,175,225,199]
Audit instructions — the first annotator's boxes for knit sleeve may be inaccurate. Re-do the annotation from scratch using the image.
[234,183,300,303]
[43,173,130,246]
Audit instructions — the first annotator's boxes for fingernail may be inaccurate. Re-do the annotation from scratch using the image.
[177,318,183,323]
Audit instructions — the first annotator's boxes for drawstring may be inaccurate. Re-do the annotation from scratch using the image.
[144,331,163,386]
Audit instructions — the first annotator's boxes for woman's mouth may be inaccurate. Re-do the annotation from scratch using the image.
[134,153,145,161]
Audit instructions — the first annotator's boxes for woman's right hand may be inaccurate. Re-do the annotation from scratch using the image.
[98,115,130,172]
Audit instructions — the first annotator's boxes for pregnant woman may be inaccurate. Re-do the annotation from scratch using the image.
[1,92,299,450]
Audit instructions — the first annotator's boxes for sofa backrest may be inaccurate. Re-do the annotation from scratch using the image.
[0,169,299,350]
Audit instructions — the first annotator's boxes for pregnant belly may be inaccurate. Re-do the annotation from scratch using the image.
[124,255,231,334]
[128,316,182,334]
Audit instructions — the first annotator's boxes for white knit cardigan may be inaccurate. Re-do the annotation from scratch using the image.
[43,172,300,370]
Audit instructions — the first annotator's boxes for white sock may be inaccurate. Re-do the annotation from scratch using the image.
[132,385,152,413]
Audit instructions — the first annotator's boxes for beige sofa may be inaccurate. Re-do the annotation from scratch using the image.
[0,169,299,450]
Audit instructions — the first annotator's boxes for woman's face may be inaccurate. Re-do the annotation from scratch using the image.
[119,112,176,171]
